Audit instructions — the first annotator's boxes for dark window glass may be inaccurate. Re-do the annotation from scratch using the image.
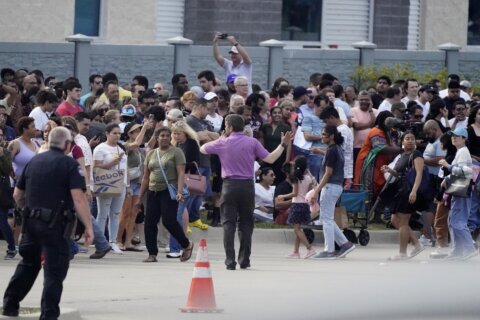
[468,0,480,45]
[74,0,100,37]
[281,0,322,41]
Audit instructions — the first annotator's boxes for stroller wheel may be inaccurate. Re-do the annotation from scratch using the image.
[343,229,358,244]
[358,229,370,246]
[303,228,315,244]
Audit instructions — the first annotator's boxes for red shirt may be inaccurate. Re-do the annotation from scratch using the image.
[55,101,83,116]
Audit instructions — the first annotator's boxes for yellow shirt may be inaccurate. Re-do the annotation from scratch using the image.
[99,87,132,102]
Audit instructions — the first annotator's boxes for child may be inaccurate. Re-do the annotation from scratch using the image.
[278,156,317,259]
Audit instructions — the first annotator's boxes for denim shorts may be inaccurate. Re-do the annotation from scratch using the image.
[130,183,141,196]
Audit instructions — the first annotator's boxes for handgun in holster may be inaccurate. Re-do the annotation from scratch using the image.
[62,209,76,240]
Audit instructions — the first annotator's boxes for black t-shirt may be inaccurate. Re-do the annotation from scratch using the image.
[18,148,85,210]
[322,144,344,185]
[467,126,480,158]
[177,138,200,174]
[273,180,293,218]
[393,150,423,176]
[186,115,214,168]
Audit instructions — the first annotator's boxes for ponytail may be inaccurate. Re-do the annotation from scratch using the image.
[324,124,344,146]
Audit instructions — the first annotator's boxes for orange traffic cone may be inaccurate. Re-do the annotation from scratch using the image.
[180,238,223,313]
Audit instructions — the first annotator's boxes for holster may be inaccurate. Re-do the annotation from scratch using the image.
[62,210,76,239]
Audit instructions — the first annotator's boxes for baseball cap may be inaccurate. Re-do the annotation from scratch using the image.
[228,46,239,54]
[204,92,218,101]
[460,80,471,89]
[227,74,237,84]
[121,104,136,117]
[166,108,184,121]
[419,85,435,93]
[451,127,468,139]
[391,102,406,113]
[293,86,308,100]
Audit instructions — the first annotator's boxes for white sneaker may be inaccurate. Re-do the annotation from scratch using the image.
[419,235,433,247]
[429,247,449,259]
[110,243,123,255]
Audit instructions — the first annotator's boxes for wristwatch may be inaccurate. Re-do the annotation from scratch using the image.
[281,142,288,148]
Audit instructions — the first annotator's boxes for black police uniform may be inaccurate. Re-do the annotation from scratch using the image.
[2,147,85,319]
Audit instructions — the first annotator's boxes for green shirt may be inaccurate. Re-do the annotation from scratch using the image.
[144,147,185,191]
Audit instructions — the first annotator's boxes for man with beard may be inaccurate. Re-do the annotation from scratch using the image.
[170,74,189,99]
[371,75,391,109]
[197,70,216,94]
[350,91,378,164]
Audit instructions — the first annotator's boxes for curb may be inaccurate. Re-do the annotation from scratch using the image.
[188,226,417,245]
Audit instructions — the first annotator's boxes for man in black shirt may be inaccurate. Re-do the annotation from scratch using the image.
[2,127,93,319]
[371,76,392,109]
[443,81,463,118]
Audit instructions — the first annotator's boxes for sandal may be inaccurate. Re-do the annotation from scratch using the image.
[142,255,157,263]
[180,241,194,262]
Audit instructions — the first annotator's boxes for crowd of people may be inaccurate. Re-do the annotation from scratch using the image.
[1,33,480,265]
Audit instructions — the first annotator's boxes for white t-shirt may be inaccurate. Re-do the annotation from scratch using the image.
[206,113,223,133]
[448,117,468,130]
[254,183,275,208]
[29,106,50,131]
[223,59,253,94]
[439,88,470,101]
[377,99,393,113]
[337,123,354,179]
[93,143,128,185]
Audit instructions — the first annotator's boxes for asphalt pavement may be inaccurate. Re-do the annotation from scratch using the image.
[1,228,479,320]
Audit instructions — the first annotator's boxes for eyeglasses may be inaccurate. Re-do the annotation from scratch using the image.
[308,95,315,99]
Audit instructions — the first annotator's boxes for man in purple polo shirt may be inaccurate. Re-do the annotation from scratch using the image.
[200,114,292,270]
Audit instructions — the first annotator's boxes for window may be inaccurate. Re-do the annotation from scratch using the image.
[74,0,101,37]
[468,0,480,45]
[281,0,323,41]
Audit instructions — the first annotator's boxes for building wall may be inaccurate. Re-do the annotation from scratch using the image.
[102,0,157,44]
[373,0,410,49]
[184,0,282,46]
[0,0,74,42]
[420,0,469,50]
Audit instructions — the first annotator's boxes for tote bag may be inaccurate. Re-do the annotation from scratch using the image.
[93,147,125,197]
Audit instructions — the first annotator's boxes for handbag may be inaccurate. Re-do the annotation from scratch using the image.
[0,175,14,208]
[184,162,206,195]
[127,167,142,181]
[405,153,430,197]
[445,169,472,198]
[155,149,189,200]
[93,147,125,197]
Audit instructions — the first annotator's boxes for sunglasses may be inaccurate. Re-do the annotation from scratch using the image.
[144,102,155,106]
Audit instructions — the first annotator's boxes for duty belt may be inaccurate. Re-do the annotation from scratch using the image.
[28,207,55,223]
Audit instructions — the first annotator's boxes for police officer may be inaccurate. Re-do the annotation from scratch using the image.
[2,127,94,319]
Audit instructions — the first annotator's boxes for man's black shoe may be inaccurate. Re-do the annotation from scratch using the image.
[89,246,111,259]
[226,264,236,270]
[2,308,19,317]
[240,263,251,269]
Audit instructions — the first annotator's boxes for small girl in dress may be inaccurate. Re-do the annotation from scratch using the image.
[278,156,317,259]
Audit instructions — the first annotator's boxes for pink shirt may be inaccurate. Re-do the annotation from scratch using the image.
[55,101,83,117]
[351,107,378,148]
[204,132,269,179]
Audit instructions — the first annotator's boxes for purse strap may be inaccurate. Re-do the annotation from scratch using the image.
[155,149,170,183]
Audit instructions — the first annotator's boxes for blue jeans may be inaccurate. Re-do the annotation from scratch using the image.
[0,207,15,251]
[449,196,476,256]
[307,153,324,182]
[188,166,212,223]
[468,188,480,230]
[91,216,110,251]
[319,183,347,252]
[293,145,310,158]
[96,189,126,242]
[169,196,193,253]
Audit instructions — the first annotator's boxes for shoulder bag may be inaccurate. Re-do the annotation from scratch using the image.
[184,162,207,195]
[445,168,472,198]
[156,149,189,200]
[93,147,125,197]
[405,152,430,197]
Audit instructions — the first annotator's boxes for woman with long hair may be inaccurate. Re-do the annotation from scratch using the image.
[93,123,127,254]
[136,126,193,263]
[116,121,151,251]
[269,77,290,107]
[260,106,292,184]
[425,98,450,133]
[311,125,356,259]
[168,121,201,257]
[381,131,426,260]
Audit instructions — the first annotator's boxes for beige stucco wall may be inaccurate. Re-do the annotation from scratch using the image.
[0,0,74,42]
[420,0,469,50]
[102,0,157,44]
